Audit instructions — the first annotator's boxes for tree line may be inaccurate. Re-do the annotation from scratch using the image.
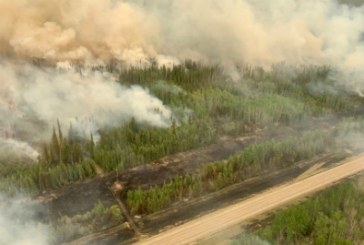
[1,62,363,195]
[250,176,364,244]
[126,129,337,215]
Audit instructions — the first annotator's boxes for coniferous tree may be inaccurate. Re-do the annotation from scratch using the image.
[51,127,60,165]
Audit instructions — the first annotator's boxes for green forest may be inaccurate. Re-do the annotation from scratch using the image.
[2,0,364,244]
[233,175,364,245]
[1,62,362,196]
[125,118,364,215]
[2,62,364,244]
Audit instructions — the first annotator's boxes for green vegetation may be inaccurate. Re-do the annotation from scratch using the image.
[126,129,337,214]
[201,130,334,190]
[127,174,202,214]
[0,158,96,195]
[52,201,123,243]
[119,60,220,91]
[0,62,363,196]
[126,116,364,215]
[94,118,217,171]
[1,61,363,245]
[233,175,364,245]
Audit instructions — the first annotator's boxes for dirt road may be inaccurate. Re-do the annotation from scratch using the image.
[135,155,364,245]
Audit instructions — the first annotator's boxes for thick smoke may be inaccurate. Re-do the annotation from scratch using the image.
[133,0,364,87]
[0,0,363,159]
[0,63,172,161]
[1,1,363,244]
[0,1,363,71]
[0,195,49,245]
[0,138,39,164]
[0,0,169,67]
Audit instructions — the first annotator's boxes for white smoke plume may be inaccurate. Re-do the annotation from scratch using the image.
[139,0,364,86]
[0,0,363,154]
[0,0,363,160]
[0,0,364,147]
[0,138,39,164]
[0,1,363,244]
[0,195,49,245]
[0,62,173,161]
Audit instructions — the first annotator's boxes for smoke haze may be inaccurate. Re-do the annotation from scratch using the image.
[1,1,364,244]
[0,138,39,164]
[0,63,173,161]
[0,0,363,160]
[0,0,363,69]
[0,195,49,245]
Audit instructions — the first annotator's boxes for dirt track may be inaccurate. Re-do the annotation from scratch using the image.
[135,155,364,245]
